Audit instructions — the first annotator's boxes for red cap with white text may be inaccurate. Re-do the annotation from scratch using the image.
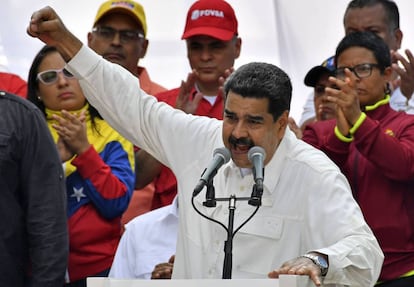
[182,0,238,41]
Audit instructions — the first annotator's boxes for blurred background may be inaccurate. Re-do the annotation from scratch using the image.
[1,0,413,121]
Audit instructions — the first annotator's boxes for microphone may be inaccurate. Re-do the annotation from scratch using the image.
[193,147,231,197]
[248,146,266,192]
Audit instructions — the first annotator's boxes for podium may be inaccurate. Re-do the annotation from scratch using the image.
[87,275,311,287]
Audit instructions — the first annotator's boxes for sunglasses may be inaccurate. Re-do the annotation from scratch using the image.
[37,68,75,85]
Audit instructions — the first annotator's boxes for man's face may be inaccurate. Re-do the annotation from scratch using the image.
[344,4,402,52]
[186,35,241,89]
[313,73,337,121]
[336,46,392,107]
[222,91,287,168]
[87,13,148,76]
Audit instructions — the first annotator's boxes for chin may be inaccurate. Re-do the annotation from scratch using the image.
[233,159,251,169]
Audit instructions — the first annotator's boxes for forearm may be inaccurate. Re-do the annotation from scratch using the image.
[54,31,83,62]
[73,145,134,218]
[135,149,162,189]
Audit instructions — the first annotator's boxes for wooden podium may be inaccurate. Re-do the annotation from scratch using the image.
[87,275,311,287]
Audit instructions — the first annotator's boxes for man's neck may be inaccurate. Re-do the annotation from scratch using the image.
[195,82,219,96]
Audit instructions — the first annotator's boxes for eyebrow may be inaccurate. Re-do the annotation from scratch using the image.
[247,115,265,122]
[224,109,264,122]
[224,109,234,115]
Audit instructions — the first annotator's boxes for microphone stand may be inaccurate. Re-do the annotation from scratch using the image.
[203,178,217,207]
[222,195,236,279]
[198,188,262,279]
[248,182,263,207]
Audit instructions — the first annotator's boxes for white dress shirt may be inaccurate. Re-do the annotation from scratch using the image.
[109,197,178,279]
[67,46,384,287]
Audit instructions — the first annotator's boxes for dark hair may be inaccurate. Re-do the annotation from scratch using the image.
[223,62,292,121]
[344,0,399,31]
[27,45,102,131]
[335,31,391,73]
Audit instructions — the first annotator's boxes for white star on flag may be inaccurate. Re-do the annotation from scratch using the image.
[71,187,86,202]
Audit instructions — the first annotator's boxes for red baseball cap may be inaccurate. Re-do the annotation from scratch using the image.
[182,0,238,41]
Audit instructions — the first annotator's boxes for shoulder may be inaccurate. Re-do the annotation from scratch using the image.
[155,88,181,104]
[0,91,41,116]
[390,110,414,128]
[125,204,173,231]
[285,129,341,174]
[306,118,335,132]
[0,72,26,84]
[302,119,335,145]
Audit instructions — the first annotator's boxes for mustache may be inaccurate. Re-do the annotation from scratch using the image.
[104,48,125,57]
[228,136,254,147]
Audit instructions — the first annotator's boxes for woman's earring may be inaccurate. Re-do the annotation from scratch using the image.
[385,82,391,95]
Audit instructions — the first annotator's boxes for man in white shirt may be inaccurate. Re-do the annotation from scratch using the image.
[28,6,384,286]
[109,197,178,279]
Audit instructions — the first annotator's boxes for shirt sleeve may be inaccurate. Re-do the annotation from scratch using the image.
[109,224,138,279]
[72,142,135,219]
[298,91,315,127]
[390,87,410,112]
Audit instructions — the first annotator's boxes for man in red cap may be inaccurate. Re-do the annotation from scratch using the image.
[135,0,242,210]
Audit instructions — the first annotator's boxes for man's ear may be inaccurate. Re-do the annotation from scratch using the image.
[279,111,289,128]
[394,28,403,50]
[383,66,394,82]
[87,32,93,46]
[139,39,149,59]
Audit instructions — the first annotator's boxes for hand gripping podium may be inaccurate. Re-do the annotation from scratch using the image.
[87,275,312,287]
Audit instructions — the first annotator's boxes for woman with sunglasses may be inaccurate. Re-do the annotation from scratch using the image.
[27,45,135,287]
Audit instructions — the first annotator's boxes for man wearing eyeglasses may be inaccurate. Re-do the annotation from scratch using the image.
[88,0,167,221]
[302,31,414,286]
[88,0,165,95]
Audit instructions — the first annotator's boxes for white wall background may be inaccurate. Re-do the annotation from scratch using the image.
[1,0,413,122]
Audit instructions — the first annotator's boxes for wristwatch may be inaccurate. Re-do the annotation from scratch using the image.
[301,253,329,276]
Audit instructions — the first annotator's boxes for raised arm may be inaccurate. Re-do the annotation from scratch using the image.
[27,6,82,61]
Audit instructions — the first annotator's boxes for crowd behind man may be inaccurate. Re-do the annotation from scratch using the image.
[1,0,413,286]
[26,1,387,286]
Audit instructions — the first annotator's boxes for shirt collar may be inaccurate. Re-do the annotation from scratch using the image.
[365,94,390,112]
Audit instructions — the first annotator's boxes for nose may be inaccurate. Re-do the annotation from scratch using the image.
[200,46,212,61]
[321,94,329,103]
[56,71,69,86]
[231,121,248,139]
[111,31,122,45]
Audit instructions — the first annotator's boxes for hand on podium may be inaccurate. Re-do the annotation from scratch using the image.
[151,255,175,279]
[268,253,328,287]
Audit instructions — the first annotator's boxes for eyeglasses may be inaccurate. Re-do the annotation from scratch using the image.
[37,68,75,85]
[335,63,380,80]
[92,26,144,44]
